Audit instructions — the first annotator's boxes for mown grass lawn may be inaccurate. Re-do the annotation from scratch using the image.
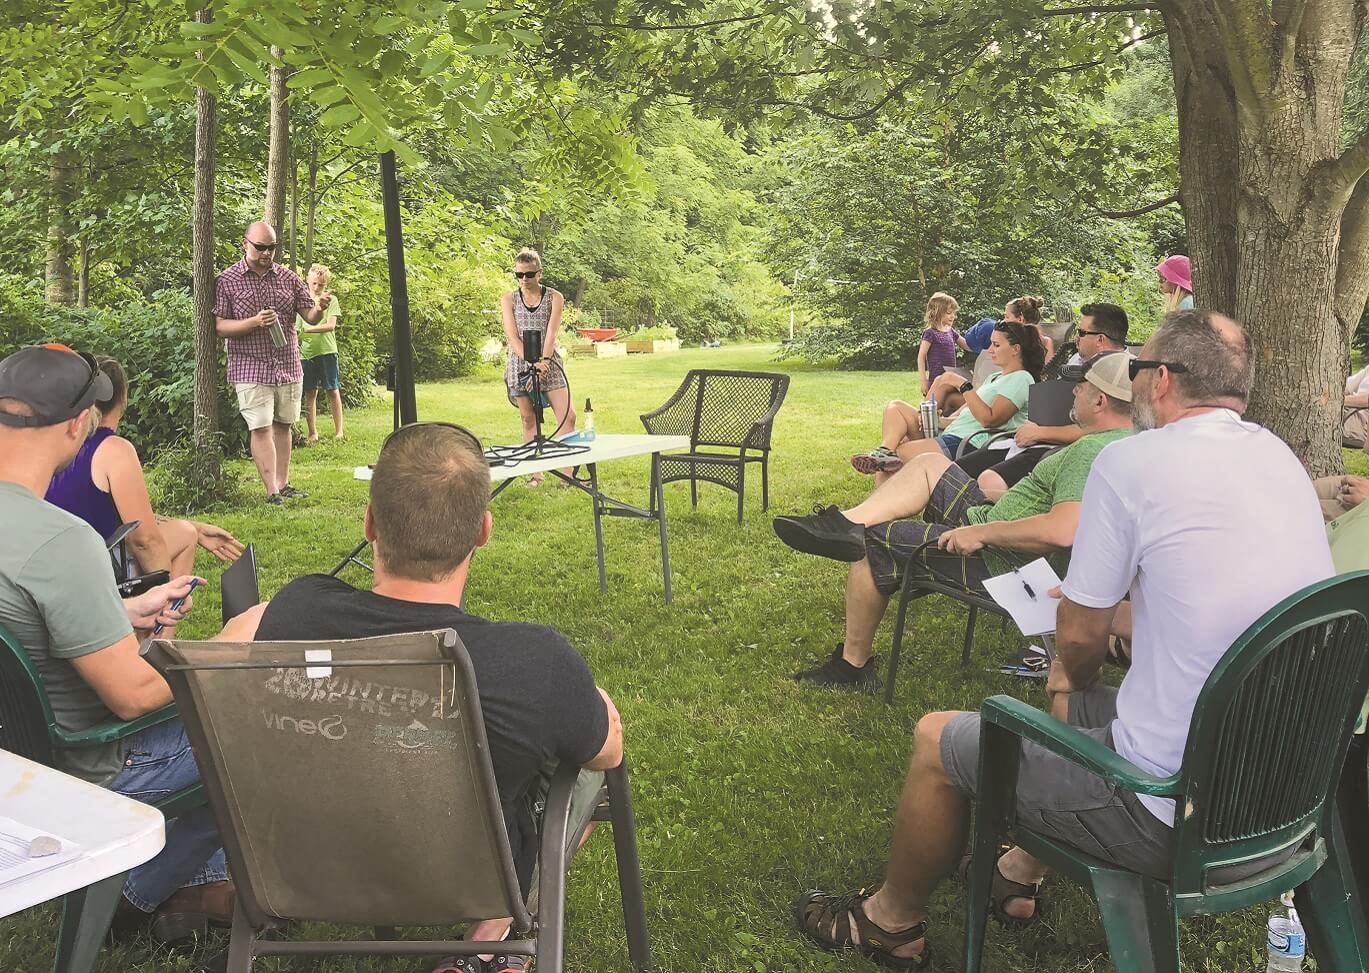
[5,343,1358,972]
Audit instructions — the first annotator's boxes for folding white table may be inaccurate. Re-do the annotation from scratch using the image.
[0,749,165,918]
[338,433,692,604]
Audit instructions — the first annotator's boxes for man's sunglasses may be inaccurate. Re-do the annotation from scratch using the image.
[512,270,539,279]
[1075,328,1108,338]
[247,239,278,252]
[379,421,484,457]
[1128,359,1190,381]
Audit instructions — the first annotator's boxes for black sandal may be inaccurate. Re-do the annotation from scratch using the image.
[989,861,1043,929]
[429,958,481,973]
[793,888,930,970]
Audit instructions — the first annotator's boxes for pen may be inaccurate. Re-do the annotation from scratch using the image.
[152,578,201,637]
[1013,567,1037,601]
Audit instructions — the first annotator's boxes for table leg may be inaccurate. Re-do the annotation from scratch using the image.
[654,453,673,605]
[590,462,607,592]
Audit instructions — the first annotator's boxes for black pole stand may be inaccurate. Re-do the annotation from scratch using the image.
[485,331,587,464]
[380,149,417,427]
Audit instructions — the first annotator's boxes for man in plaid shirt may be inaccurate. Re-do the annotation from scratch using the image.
[214,221,333,504]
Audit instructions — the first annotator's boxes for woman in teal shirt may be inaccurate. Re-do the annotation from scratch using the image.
[853,321,1044,481]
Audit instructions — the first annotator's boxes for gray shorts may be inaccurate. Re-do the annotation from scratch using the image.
[941,683,1174,878]
[527,767,604,908]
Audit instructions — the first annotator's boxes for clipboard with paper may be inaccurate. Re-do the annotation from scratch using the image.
[981,557,1063,660]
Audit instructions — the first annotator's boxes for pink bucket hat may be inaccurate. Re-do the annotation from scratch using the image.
[1155,254,1192,293]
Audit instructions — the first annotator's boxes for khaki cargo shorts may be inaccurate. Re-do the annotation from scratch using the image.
[236,381,302,430]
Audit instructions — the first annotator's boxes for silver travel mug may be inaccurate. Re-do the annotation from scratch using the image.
[265,308,286,348]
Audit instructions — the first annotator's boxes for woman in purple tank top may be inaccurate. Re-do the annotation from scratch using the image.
[45,357,245,577]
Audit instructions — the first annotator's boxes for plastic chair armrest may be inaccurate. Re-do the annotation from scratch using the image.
[53,703,180,748]
[980,695,1183,796]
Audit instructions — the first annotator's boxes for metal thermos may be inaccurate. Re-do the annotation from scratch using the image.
[266,308,286,348]
[920,397,940,437]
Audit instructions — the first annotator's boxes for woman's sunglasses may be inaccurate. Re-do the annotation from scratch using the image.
[512,270,539,279]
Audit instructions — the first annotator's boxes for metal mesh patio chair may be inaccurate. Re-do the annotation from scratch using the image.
[640,369,789,523]
[143,630,650,973]
[0,621,203,973]
[965,571,1369,973]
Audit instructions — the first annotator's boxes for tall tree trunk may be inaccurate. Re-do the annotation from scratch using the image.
[1168,2,1368,476]
[191,6,221,484]
[289,151,300,272]
[304,142,318,268]
[45,151,78,304]
[77,236,90,307]
[264,46,290,233]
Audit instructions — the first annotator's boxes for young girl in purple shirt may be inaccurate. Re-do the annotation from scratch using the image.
[918,292,970,396]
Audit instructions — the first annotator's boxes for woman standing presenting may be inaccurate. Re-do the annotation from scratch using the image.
[501,247,576,484]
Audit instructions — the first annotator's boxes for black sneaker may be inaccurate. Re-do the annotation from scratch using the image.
[266,493,284,506]
[279,484,308,499]
[793,644,880,691]
[773,505,865,562]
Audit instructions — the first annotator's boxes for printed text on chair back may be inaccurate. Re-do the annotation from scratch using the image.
[1171,572,1369,890]
[146,630,529,929]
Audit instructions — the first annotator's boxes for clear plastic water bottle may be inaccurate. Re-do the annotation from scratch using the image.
[582,398,596,441]
[1266,892,1305,972]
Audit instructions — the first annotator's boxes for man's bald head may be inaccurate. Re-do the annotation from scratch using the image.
[243,221,278,270]
[1147,310,1255,407]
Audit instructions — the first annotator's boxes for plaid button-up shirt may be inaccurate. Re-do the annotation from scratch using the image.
[212,259,314,385]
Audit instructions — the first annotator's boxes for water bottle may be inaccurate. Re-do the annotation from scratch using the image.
[1265,892,1305,972]
[919,397,939,438]
[582,398,596,441]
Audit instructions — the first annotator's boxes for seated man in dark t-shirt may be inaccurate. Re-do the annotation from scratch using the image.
[221,423,623,973]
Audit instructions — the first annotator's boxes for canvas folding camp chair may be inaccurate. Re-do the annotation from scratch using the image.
[964,572,1369,973]
[640,368,789,523]
[144,629,650,973]
[0,622,203,973]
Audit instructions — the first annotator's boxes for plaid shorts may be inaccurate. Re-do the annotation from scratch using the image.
[864,463,993,597]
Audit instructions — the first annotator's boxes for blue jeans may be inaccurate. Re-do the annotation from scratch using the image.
[108,719,226,911]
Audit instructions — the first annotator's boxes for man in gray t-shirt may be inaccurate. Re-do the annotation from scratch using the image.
[0,345,231,936]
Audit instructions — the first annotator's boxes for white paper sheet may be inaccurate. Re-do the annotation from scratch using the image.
[0,816,80,889]
[981,558,1064,637]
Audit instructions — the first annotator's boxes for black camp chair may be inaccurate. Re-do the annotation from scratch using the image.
[144,630,650,973]
[641,369,789,523]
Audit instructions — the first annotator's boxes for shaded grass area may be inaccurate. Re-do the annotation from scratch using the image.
[3,344,1343,972]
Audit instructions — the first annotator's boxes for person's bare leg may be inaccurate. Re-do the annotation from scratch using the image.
[328,389,344,438]
[516,397,543,484]
[879,401,922,451]
[545,385,577,478]
[305,389,319,441]
[940,391,965,416]
[249,426,277,496]
[847,453,954,526]
[977,469,1009,503]
[850,712,969,959]
[161,518,198,577]
[273,421,293,494]
[842,558,891,667]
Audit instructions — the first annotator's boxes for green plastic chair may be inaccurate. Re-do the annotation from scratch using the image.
[0,621,205,973]
[964,571,1369,973]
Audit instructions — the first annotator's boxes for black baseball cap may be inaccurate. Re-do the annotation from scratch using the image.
[0,344,113,428]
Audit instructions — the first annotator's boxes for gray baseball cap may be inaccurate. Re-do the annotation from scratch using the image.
[0,344,113,427]
[1060,351,1133,402]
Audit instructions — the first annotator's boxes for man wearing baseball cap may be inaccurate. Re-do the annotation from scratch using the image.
[0,344,231,940]
[772,352,1134,690]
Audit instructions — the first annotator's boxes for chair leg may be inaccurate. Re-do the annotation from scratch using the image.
[885,586,932,705]
[960,604,979,667]
[607,763,652,971]
[963,723,1021,973]
[225,900,256,973]
[761,457,770,512]
[52,872,125,973]
[1298,808,1369,971]
[690,476,697,509]
[1089,869,1180,973]
[736,464,746,524]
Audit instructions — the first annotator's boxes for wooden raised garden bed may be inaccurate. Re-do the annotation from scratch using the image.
[626,338,681,354]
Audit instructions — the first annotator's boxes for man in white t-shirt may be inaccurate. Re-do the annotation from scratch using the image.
[791,310,1334,969]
